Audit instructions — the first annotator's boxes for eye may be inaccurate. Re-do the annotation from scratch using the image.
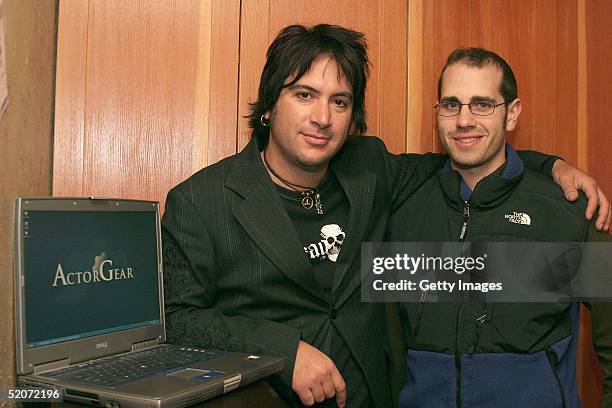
[331,98,348,108]
[296,91,312,100]
[471,101,493,111]
[441,101,459,110]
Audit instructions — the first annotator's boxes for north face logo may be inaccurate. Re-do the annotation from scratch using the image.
[505,212,531,225]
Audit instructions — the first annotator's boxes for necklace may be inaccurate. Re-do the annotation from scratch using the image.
[262,149,325,215]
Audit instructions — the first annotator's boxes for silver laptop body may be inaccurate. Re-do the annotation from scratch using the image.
[14,197,284,408]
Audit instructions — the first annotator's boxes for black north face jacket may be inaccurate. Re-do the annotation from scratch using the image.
[387,145,612,408]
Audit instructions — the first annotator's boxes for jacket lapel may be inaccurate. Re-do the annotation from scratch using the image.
[225,137,326,302]
[331,160,376,298]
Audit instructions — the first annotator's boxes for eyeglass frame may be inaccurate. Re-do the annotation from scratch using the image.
[433,100,506,117]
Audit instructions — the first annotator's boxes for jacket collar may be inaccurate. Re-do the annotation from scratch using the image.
[329,145,376,299]
[439,143,524,210]
[224,132,376,301]
[225,132,324,300]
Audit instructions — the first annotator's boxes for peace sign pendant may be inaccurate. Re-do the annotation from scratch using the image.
[301,192,314,209]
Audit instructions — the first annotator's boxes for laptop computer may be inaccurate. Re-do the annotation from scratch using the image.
[14,197,284,408]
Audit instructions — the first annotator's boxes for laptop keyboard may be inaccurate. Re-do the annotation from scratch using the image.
[45,345,224,387]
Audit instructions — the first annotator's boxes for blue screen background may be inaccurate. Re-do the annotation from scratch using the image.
[23,210,160,347]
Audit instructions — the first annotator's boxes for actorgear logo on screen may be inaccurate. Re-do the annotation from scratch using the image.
[52,252,135,287]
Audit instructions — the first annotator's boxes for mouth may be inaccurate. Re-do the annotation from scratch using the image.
[451,135,484,146]
[302,132,330,146]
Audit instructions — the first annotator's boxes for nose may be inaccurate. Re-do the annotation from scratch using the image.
[310,101,332,129]
[456,104,476,129]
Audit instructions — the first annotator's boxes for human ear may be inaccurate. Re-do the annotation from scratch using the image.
[505,99,522,131]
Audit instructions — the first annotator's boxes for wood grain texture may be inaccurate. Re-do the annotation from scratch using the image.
[237,0,408,152]
[0,0,56,397]
[406,0,423,153]
[557,0,579,166]
[378,0,407,153]
[192,0,213,173]
[53,1,241,212]
[82,0,200,208]
[53,0,88,196]
[586,0,612,209]
[414,0,436,153]
[531,0,557,154]
[237,0,270,149]
[208,0,240,164]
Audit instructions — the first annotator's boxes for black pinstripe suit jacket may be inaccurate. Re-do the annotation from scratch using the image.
[161,132,446,406]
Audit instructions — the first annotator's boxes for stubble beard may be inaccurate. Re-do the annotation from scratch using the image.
[441,124,507,172]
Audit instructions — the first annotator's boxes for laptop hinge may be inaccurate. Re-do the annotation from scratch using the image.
[131,338,159,352]
[33,358,70,375]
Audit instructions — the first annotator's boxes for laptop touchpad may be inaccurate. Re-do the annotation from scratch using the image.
[167,368,224,381]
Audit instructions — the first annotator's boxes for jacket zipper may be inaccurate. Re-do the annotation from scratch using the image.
[413,291,426,336]
[455,201,470,408]
[459,201,470,240]
[545,347,567,408]
[455,303,463,408]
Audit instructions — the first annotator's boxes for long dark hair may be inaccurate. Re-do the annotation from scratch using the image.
[248,24,370,136]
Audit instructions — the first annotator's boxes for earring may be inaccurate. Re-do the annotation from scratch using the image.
[260,115,270,127]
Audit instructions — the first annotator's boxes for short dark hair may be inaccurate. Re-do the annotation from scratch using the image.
[248,24,370,135]
[437,47,518,104]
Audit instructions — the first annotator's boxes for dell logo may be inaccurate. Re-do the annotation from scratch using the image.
[96,342,108,349]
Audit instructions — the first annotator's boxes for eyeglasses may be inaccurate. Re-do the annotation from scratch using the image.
[434,101,506,117]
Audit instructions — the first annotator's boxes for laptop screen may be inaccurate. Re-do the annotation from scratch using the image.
[21,209,161,348]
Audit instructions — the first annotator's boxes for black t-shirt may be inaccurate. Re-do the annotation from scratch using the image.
[275,172,373,406]
[275,172,349,295]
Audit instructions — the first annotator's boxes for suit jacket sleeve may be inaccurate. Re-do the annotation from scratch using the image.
[376,145,446,211]
[162,187,301,389]
[516,150,559,176]
[356,137,557,212]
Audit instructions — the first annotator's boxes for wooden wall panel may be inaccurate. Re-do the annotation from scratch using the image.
[586,0,612,210]
[83,1,203,205]
[557,0,580,166]
[406,0,423,153]
[208,0,241,164]
[378,0,407,154]
[237,0,270,150]
[53,0,88,197]
[0,0,56,396]
[238,0,408,153]
[53,0,240,211]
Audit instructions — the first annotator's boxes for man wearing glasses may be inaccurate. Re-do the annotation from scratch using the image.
[387,47,612,407]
